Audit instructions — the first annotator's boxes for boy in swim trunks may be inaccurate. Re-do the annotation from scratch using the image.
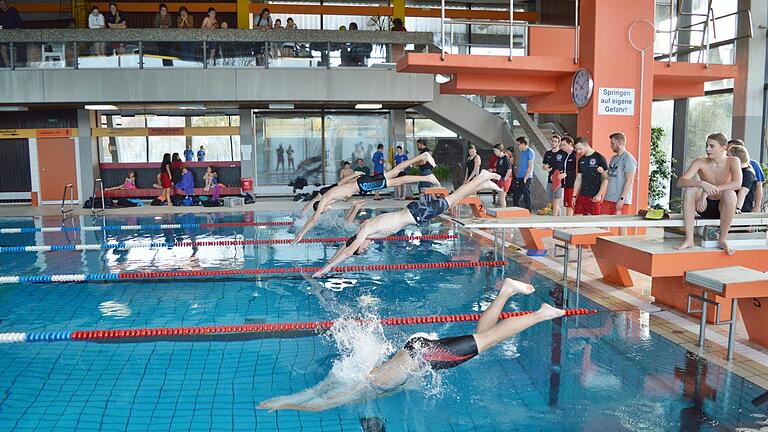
[312,170,503,277]
[676,132,742,255]
[293,152,440,243]
[257,277,565,411]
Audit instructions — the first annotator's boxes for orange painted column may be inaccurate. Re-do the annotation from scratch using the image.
[576,0,655,213]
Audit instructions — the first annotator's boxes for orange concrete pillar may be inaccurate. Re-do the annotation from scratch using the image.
[576,0,655,213]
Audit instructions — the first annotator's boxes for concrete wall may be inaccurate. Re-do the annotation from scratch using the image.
[0,68,435,104]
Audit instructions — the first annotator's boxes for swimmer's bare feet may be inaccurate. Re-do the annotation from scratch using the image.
[481,179,504,193]
[537,303,566,320]
[718,240,735,256]
[479,169,501,182]
[499,278,535,297]
[675,239,695,251]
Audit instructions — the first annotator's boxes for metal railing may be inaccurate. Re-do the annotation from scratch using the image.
[656,1,753,67]
[60,184,75,216]
[438,0,579,63]
[0,29,433,71]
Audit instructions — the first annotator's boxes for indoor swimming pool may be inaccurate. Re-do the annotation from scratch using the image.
[0,212,766,431]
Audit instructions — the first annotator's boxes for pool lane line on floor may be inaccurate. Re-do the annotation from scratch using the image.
[0,234,458,253]
[0,260,507,284]
[0,221,292,235]
[0,308,598,344]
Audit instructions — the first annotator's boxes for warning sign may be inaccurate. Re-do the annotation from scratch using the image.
[597,88,635,116]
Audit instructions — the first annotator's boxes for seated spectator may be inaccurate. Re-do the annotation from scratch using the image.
[207,167,225,200]
[353,158,370,176]
[728,145,757,214]
[676,132,742,255]
[174,167,195,196]
[203,166,216,191]
[728,139,764,212]
[88,6,106,56]
[0,0,21,67]
[391,18,406,31]
[106,171,137,191]
[254,8,273,28]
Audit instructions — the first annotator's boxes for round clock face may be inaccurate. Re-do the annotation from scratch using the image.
[571,68,594,108]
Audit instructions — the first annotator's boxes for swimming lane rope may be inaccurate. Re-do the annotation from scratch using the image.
[0,308,597,343]
[0,221,292,235]
[0,234,458,253]
[0,260,506,284]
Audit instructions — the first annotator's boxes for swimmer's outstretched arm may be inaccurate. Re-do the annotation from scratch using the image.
[294,198,333,244]
[313,236,366,277]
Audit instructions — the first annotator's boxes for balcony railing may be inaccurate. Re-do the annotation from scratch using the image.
[0,29,433,70]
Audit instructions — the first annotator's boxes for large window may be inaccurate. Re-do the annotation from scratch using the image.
[685,93,733,168]
[325,114,389,183]
[651,100,674,207]
[255,116,323,186]
[98,114,241,163]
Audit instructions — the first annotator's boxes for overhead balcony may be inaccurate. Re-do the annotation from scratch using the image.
[0,29,436,106]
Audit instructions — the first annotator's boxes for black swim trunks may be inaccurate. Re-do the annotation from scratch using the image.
[310,183,338,199]
[357,174,388,193]
[406,194,449,224]
[403,335,479,370]
[697,199,720,219]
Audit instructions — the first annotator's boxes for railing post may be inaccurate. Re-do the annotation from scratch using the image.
[441,0,446,60]
[574,0,580,64]
[9,42,14,70]
[73,41,79,69]
[509,0,514,60]
[138,41,144,69]
[326,42,331,69]
[264,42,269,68]
[202,41,207,69]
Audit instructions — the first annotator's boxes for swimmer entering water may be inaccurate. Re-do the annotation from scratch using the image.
[257,278,564,412]
[312,170,502,278]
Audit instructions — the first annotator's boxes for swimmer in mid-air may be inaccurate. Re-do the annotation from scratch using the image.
[292,152,441,243]
[257,278,565,412]
[312,169,502,278]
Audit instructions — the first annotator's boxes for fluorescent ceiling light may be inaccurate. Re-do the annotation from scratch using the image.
[178,104,206,110]
[269,103,294,110]
[355,104,383,110]
[0,106,28,111]
[85,105,118,111]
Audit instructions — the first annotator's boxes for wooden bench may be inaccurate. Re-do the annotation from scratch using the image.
[101,187,241,199]
[592,236,768,323]
[685,266,768,359]
[554,228,613,295]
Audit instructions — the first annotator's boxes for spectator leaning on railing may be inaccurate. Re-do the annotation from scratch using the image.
[88,6,106,56]
[0,0,22,68]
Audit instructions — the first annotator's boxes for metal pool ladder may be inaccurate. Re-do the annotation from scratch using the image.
[61,183,75,216]
[91,179,105,214]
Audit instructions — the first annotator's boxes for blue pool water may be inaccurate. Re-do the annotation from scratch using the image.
[0,211,766,431]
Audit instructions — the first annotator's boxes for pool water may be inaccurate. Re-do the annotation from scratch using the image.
[0,211,766,431]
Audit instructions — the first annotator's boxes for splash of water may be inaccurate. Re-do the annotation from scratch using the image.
[325,317,396,384]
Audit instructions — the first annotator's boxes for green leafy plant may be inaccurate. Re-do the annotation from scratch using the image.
[649,127,675,205]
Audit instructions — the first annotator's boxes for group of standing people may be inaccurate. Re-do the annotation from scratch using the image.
[157,148,219,206]
[464,133,639,217]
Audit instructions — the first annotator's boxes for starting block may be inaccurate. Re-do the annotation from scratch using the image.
[422,187,449,198]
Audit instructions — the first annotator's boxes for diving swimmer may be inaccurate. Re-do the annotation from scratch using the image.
[257,278,565,412]
[312,169,502,278]
[292,152,441,243]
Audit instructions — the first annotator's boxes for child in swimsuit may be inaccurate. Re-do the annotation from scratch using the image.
[106,171,137,191]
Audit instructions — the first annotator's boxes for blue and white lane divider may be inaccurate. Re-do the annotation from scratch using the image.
[0,221,291,235]
[0,332,70,343]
